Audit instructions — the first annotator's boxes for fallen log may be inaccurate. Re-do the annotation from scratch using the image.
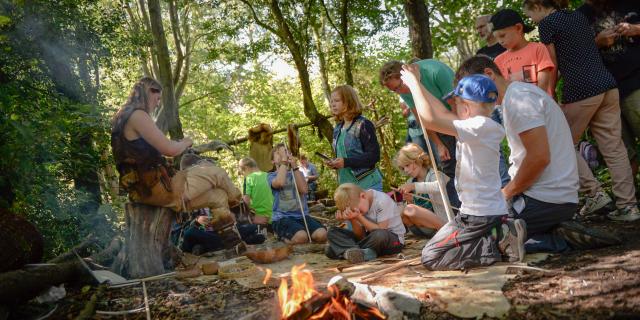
[0,261,93,304]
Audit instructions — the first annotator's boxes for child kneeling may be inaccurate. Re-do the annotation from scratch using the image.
[326,183,406,263]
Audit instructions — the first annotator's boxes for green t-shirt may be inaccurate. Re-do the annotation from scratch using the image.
[244,171,273,222]
[399,59,455,111]
[336,128,382,189]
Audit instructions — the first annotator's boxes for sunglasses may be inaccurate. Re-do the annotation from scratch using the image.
[150,88,161,94]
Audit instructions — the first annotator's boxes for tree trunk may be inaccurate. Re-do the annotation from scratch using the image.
[147,0,184,140]
[112,203,175,279]
[403,0,433,59]
[339,0,353,86]
[268,0,334,142]
[312,21,331,104]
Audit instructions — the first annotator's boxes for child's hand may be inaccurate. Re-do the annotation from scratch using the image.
[327,158,344,169]
[595,28,618,48]
[343,207,361,220]
[400,64,421,89]
[399,183,416,194]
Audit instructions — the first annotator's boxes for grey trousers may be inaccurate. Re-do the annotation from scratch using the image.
[421,214,504,271]
[325,227,403,259]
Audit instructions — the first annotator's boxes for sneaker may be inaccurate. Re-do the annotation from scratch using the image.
[554,221,622,250]
[499,219,527,262]
[344,248,365,264]
[608,205,640,222]
[579,191,612,216]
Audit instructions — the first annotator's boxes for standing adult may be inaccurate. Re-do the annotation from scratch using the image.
[578,0,640,220]
[299,154,318,201]
[475,14,507,59]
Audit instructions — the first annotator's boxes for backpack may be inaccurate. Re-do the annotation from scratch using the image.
[579,140,599,171]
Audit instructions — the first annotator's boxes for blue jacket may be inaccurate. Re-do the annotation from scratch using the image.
[332,115,381,179]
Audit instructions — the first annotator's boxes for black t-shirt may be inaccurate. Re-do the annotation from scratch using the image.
[578,1,640,98]
[476,43,506,60]
[538,9,617,103]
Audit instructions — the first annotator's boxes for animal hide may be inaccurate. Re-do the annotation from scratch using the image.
[248,123,274,172]
[287,124,300,157]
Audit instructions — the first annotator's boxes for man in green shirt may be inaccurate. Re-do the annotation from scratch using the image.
[380,59,460,208]
[239,157,274,224]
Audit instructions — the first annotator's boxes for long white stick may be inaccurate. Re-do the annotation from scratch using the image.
[416,119,455,222]
[281,139,313,242]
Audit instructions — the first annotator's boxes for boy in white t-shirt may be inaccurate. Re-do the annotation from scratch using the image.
[326,183,406,264]
[401,67,527,270]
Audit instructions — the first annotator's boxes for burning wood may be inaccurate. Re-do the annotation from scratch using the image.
[277,264,386,320]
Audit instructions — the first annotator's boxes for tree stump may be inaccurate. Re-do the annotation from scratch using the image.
[113,203,175,279]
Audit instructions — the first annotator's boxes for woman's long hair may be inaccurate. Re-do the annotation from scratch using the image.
[332,85,363,122]
[112,77,162,126]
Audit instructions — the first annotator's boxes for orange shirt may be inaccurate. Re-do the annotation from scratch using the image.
[495,42,556,97]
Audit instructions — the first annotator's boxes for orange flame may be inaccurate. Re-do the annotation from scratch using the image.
[262,268,272,285]
[277,264,386,319]
[278,264,317,317]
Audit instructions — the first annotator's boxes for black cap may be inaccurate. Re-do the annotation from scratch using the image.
[490,9,534,33]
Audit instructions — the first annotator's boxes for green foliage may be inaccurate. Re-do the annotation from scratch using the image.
[0,0,120,259]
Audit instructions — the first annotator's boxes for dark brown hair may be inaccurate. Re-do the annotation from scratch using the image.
[455,55,503,83]
[379,60,403,85]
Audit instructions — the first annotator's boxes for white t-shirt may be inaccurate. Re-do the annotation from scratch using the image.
[502,81,578,204]
[366,190,406,244]
[453,116,509,217]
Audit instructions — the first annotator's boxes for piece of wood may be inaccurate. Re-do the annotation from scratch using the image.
[360,257,421,283]
[0,261,93,304]
[112,203,175,279]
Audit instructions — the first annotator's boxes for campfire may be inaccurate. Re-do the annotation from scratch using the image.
[275,264,386,320]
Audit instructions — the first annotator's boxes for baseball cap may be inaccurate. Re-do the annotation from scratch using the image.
[490,9,534,33]
[443,74,498,103]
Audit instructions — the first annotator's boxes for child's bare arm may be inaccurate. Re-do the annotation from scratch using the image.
[537,69,555,98]
[354,215,389,231]
[400,64,459,137]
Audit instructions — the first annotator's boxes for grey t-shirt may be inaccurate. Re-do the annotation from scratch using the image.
[366,190,406,244]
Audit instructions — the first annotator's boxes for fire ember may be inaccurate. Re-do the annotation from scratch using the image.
[276,264,386,320]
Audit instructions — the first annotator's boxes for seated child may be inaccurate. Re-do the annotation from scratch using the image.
[401,66,527,270]
[395,143,448,237]
[269,143,327,244]
[325,183,406,263]
[239,157,274,225]
[180,207,266,255]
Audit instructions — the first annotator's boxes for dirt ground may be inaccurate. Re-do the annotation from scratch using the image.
[7,215,640,320]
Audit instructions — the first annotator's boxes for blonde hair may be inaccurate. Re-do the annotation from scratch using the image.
[334,183,364,211]
[112,77,162,129]
[394,143,432,171]
[332,85,363,122]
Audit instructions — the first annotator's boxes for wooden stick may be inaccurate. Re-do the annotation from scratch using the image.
[360,257,421,282]
[392,187,460,211]
[282,137,312,243]
[142,281,151,320]
[415,113,455,222]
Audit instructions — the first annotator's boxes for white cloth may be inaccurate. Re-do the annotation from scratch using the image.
[452,116,509,217]
[502,82,579,204]
[366,190,406,244]
[413,169,450,222]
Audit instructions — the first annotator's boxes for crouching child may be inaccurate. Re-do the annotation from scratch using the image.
[326,183,406,263]
[270,143,327,244]
[401,66,527,270]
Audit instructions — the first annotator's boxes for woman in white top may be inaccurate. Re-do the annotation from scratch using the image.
[395,143,448,235]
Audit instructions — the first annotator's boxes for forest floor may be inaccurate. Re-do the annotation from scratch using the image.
[8,211,640,320]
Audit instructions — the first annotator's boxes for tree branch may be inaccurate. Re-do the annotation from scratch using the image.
[239,0,279,35]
